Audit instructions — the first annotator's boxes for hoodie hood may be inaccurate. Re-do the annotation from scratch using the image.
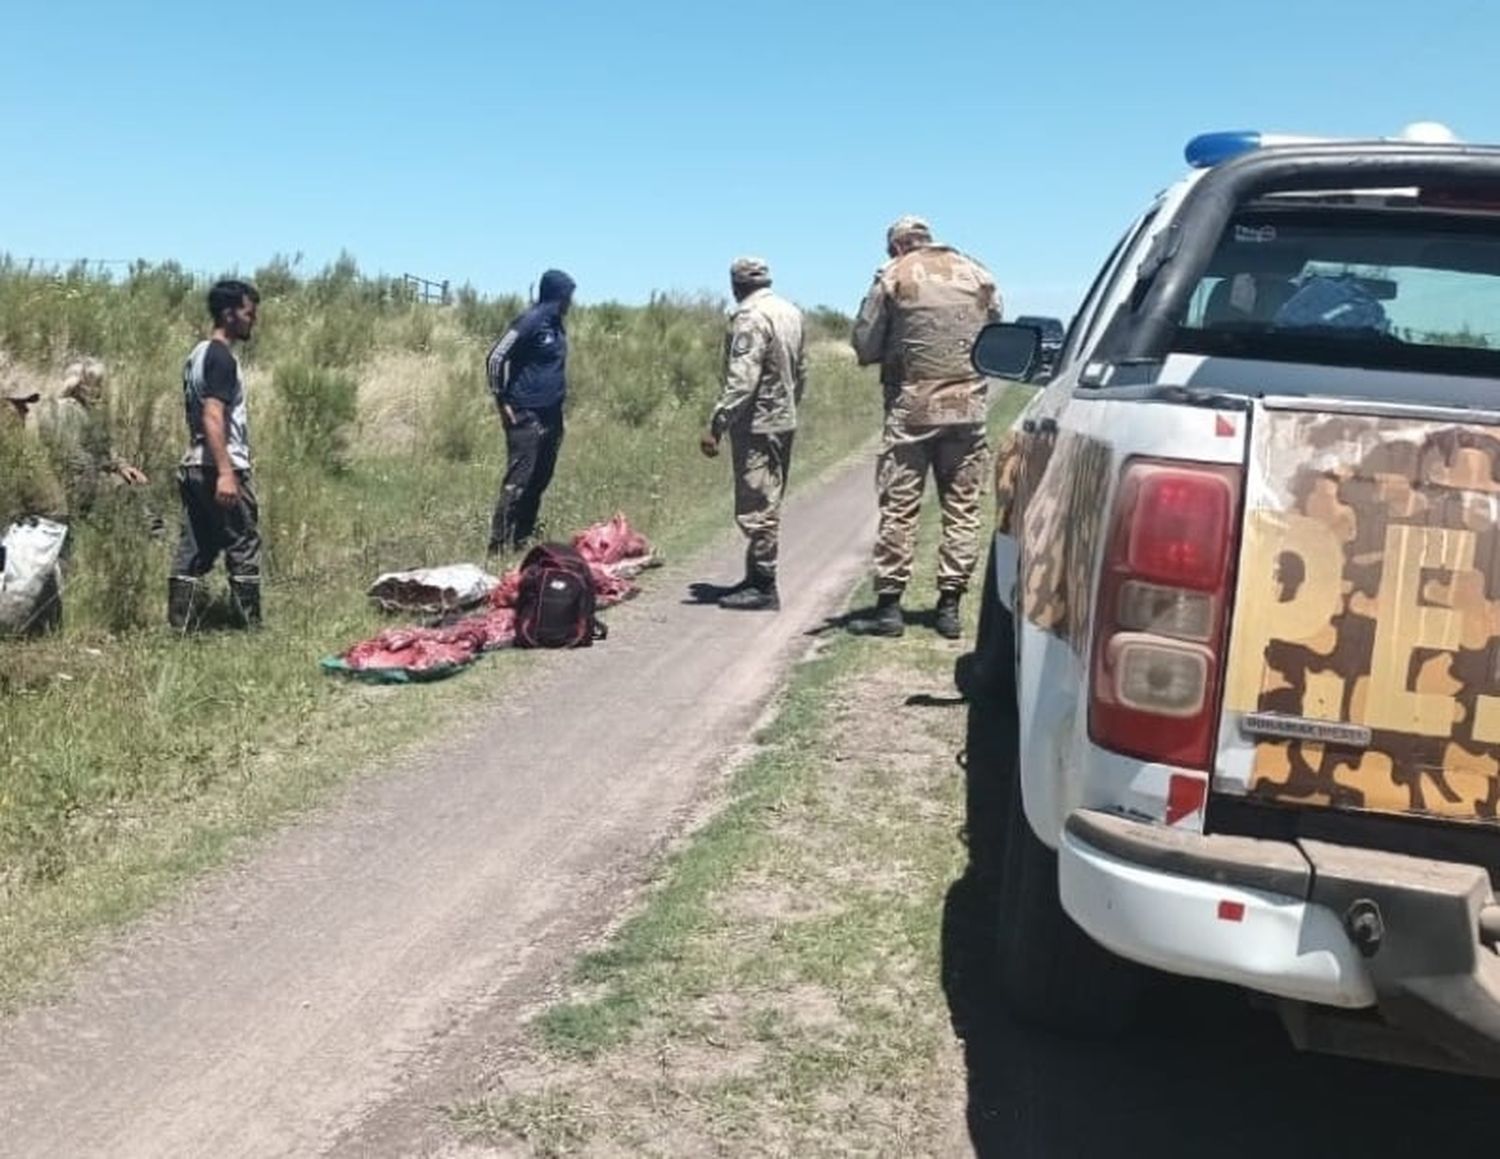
[538,269,576,304]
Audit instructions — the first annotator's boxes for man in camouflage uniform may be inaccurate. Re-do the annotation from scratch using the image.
[850,215,1001,639]
[699,256,807,611]
[34,358,152,520]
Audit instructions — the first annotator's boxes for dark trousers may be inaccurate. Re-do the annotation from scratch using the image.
[172,467,262,582]
[490,405,564,550]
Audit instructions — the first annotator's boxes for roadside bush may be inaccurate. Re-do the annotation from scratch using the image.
[607,374,664,428]
[453,286,524,341]
[806,305,854,344]
[253,254,303,300]
[271,361,358,472]
[428,363,492,464]
[300,305,377,369]
[0,416,65,525]
[398,309,436,354]
[70,487,159,633]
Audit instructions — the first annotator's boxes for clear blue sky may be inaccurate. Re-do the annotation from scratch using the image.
[2,0,1496,321]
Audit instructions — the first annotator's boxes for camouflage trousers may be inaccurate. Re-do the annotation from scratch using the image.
[874,416,988,597]
[731,429,794,586]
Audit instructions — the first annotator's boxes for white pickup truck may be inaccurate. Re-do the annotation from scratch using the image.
[963,124,1500,1076]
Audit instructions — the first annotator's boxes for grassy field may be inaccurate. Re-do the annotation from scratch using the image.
[0,257,881,1005]
[448,389,1029,1157]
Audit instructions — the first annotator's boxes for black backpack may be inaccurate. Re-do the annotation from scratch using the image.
[514,543,607,648]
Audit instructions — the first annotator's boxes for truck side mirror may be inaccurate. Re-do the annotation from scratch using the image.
[972,322,1041,382]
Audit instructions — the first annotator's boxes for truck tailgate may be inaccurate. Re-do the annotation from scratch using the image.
[1217,399,1500,823]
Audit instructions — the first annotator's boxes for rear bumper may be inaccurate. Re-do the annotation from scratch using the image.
[1060,808,1500,1075]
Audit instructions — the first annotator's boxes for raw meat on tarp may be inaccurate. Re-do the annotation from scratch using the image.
[488,568,523,609]
[346,636,474,672]
[573,512,651,566]
[324,607,517,682]
[488,515,655,609]
[589,565,638,606]
[466,607,517,650]
[328,515,654,682]
[324,627,480,683]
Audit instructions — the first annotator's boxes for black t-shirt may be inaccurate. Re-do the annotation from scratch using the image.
[202,341,238,405]
[181,338,250,469]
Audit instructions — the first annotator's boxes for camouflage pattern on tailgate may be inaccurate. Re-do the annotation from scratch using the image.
[1222,409,1500,822]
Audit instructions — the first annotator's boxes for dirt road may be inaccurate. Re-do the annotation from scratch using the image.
[0,458,878,1159]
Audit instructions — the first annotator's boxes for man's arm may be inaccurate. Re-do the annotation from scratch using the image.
[202,398,238,507]
[850,277,890,367]
[486,312,538,416]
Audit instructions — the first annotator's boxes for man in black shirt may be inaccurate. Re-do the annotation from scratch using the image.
[485,269,576,555]
[169,279,262,630]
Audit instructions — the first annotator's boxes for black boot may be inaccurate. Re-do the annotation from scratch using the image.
[167,577,200,631]
[849,593,904,637]
[934,591,963,640]
[229,579,262,629]
[719,582,779,611]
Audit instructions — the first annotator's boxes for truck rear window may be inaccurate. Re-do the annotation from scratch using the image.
[1175,204,1500,377]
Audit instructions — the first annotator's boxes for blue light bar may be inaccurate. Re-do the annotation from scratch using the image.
[1185,131,1262,169]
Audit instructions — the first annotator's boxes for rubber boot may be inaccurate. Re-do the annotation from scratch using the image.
[934,591,963,640]
[229,579,262,629]
[167,577,200,631]
[850,593,904,637]
[719,581,780,611]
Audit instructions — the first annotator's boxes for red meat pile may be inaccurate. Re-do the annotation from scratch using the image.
[343,627,483,673]
[574,513,651,566]
[486,513,655,612]
[338,516,651,675]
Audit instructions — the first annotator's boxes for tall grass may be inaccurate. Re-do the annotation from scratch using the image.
[0,255,879,996]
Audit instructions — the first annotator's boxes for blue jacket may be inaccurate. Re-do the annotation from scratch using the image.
[486,269,576,410]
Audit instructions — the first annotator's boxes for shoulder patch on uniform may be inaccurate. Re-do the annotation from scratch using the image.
[731,330,755,357]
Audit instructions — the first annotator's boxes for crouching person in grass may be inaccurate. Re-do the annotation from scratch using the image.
[168,279,263,631]
[35,358,160,534]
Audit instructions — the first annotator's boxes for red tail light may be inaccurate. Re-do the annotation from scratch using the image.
[1091,459,1242,769]
[1126,471,1233,589]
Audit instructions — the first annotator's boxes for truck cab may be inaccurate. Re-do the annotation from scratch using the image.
[965,124,1500,1075]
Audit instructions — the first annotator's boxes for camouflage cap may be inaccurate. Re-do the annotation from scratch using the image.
[886,215,933,249]
[729,256,772,288]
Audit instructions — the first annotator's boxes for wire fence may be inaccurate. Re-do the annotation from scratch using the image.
[4,256,455,306]
[400,273,451,305]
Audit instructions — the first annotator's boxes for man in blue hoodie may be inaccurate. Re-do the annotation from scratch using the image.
[486,269,577,555]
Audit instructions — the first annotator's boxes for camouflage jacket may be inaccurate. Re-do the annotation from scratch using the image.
[710,289,807,437]
[851,244,1001,427]
[34,396,116,516]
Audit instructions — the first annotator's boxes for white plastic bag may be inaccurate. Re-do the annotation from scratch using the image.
[0,518,68,635]
[366,563,499,615]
